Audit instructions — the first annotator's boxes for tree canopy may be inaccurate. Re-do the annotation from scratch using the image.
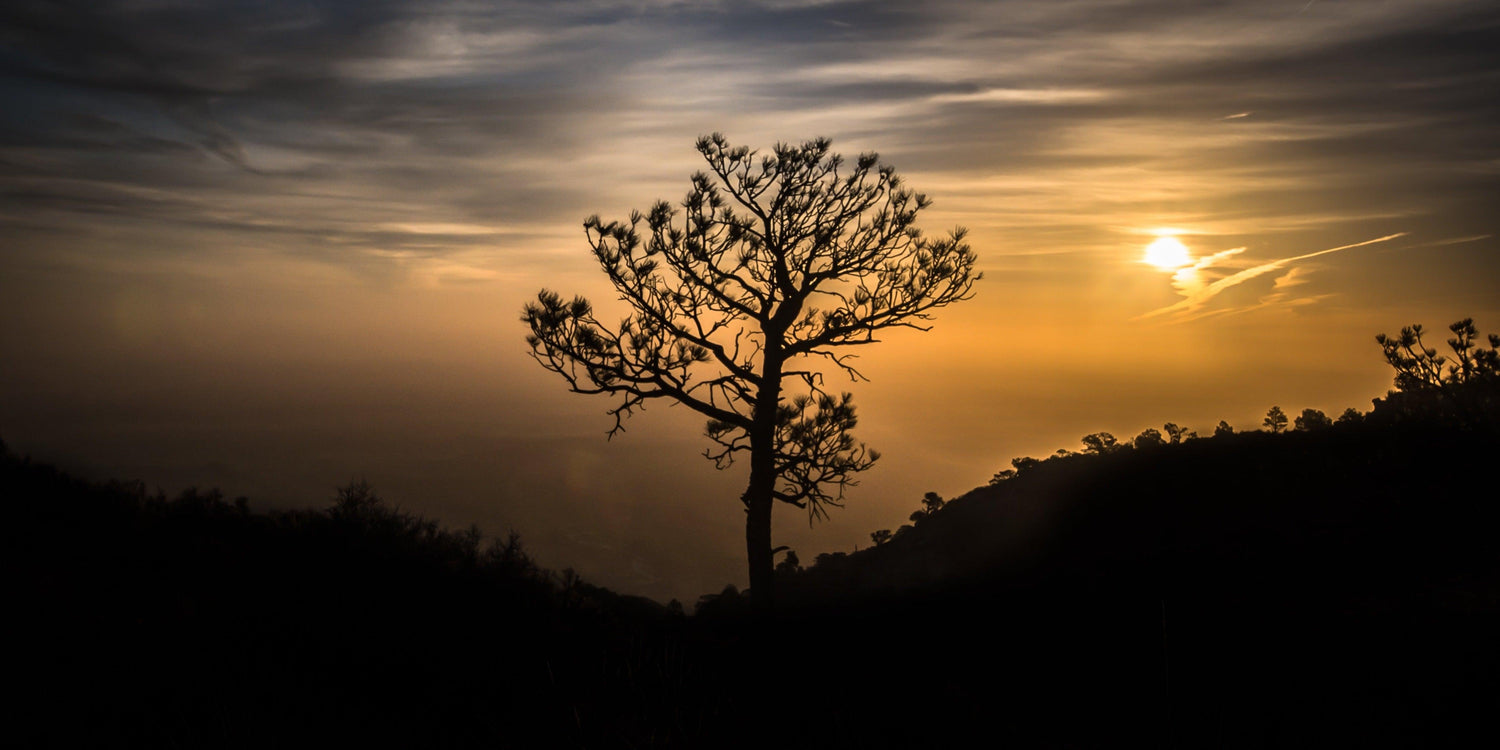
[1375,318,1500,425]
[1377,318,1499,391]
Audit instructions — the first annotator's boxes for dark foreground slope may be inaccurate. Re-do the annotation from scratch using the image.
[3,454,678,748]
[6,408,1498,748]
[770,412,1500,747]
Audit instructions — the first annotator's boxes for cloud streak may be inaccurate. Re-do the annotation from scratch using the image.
[1137,233,1409,322]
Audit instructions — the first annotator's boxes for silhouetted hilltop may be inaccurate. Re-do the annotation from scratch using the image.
[783,398,1499,606]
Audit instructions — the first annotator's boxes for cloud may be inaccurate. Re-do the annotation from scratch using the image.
[1137,233,1409,322]
[1,0,1496,280]
[1406,234,1493,249]
[927,88,1111,105]
[1236,266,1336,317]
[1163,246,1247,301]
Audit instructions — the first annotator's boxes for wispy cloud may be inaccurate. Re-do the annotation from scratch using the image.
[1406,234,1492,249]
[928,88,1111,105]
[1166,247,1247,301]
[1218,265,1338,320]
[1,0,1495,283]
[1138,233,1409,322]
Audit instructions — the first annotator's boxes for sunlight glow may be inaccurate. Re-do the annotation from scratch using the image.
[1143,236,1193,270]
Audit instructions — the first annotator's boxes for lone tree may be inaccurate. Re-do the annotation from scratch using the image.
[1263,405,1288,433]
[523,134,979,608]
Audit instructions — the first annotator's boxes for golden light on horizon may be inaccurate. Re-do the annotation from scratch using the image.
[1143,235,1193,271]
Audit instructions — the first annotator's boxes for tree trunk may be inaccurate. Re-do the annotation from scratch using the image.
[744,472,774,612]
[744,347,783,612]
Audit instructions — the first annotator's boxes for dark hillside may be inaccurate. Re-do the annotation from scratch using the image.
[5,385,1497,747]
[3,449,680,748]
[767,406,1499,746]
[794,419,1497,602]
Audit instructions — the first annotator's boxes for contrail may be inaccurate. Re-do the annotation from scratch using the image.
[1137,232,1407,321]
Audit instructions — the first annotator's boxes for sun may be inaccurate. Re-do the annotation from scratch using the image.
[1143,236,1192,270]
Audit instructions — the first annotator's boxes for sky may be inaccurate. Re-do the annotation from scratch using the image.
[2,0,1497,603]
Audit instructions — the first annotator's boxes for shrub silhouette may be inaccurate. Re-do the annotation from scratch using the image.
[1134,427,1165,448]
[1294,408,1333,431]
[907,491,946,525]
[1080,432,1121,454]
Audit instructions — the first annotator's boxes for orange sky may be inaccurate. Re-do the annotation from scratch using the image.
[2,0,1497,602]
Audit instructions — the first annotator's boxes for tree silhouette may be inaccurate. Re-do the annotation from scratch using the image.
[1011,456,1042,473]
[908,491,946,525]
[1214,420,1235,437]
[523,134,979,608]
[1375,318,1500,423]
[1294,408,1332,431]
[775,549,802,575]
[1080,432,1121,454]
[1263,406,1288,433]
[1376,318,1499,391]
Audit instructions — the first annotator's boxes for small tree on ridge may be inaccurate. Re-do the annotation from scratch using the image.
[1263,406,1288,433]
